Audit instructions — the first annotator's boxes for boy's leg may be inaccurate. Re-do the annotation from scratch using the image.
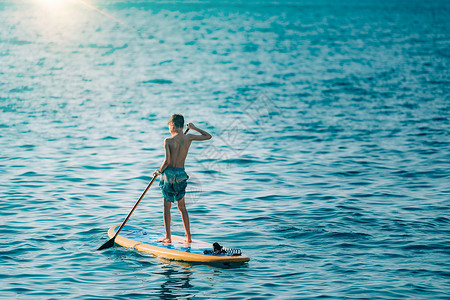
[162,198,172,243]
[177,197,191,243]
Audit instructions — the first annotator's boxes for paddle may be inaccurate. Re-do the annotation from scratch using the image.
[97,174,158,250]
[97,127,190,251]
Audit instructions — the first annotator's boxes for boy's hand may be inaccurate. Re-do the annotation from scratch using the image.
[186,122,212,141]
[153,169,161,177]
[186,122,196,130]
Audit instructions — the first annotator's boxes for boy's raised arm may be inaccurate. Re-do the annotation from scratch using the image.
[186,123,212,141]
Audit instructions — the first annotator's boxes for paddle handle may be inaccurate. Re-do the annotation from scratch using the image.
[112,174,158,240]
[184,128,189,134]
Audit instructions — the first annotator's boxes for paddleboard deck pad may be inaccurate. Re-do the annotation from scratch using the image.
[107,224,250,263]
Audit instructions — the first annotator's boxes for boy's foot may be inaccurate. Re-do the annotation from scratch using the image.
[158,237,172,244]
[185,236,192,243]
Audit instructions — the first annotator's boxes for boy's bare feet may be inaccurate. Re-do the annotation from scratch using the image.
[158,237,172,244]
[185,236,192,243]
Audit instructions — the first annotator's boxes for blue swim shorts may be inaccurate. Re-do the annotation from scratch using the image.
[159,167,189,202]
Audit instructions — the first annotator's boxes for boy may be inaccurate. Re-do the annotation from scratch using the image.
[153,114,212,243]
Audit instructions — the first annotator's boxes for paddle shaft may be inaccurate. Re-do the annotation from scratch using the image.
[111,174,158,241]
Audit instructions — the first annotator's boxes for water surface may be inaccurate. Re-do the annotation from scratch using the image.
[1,0,449,298]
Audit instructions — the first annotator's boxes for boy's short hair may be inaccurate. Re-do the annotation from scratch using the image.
[168,114,184,128]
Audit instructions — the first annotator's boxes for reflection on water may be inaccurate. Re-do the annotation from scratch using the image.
[153,258,250,299]
[156,264,193,299]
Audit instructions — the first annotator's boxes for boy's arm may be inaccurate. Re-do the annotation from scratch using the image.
[186,123,212,141]
[154,139,171,176]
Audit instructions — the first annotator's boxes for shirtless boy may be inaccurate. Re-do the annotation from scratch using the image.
[153,114,212,243]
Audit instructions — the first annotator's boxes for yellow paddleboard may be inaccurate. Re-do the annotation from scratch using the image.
[107,224,250,264]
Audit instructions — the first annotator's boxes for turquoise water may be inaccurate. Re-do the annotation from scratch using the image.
[1,0,449,298]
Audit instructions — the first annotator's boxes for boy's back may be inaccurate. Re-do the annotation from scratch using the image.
[164,134,191,169]
[162,122,212,169]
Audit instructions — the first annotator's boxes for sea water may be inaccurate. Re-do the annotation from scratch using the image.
[1,0,449,298]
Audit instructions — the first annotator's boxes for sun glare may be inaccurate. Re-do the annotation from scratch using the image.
[36,0,73,10]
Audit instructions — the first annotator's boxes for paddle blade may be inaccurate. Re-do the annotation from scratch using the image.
[97,238,115,251]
